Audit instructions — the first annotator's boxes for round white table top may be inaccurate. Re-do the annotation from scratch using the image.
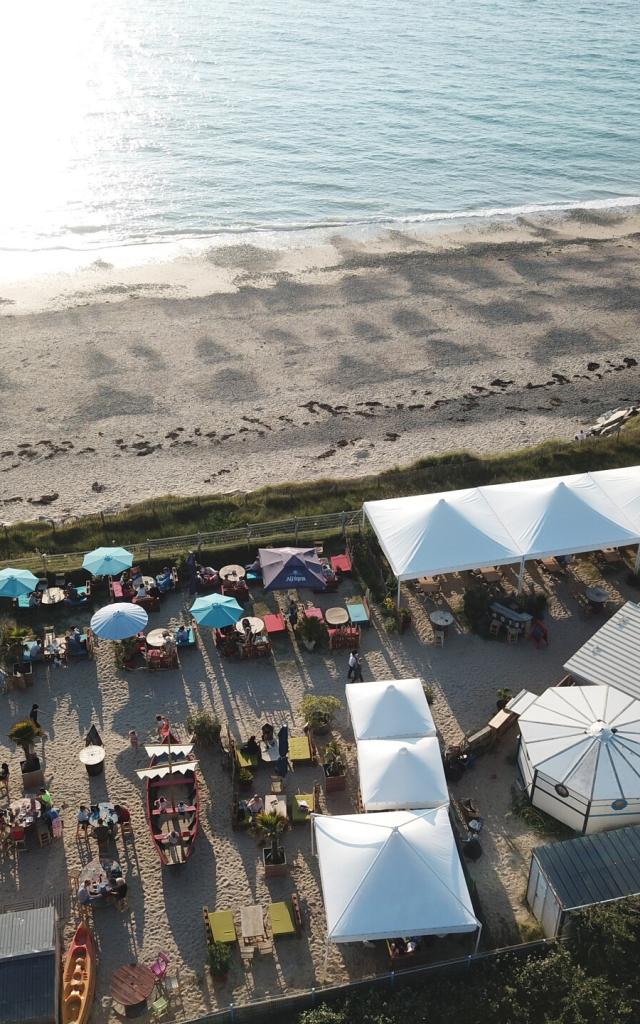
[430,610,455,627]
[41,587,66,605]
[79,745,106,765]
[11,797,41,816]
[235,616,265,636]
[147,628,171,648]
[261,741,280,762]
[585,586,608,603]
[325,607,349,626]
[220,564,246,581]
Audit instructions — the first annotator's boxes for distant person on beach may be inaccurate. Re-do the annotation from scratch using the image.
[30,704,40,727]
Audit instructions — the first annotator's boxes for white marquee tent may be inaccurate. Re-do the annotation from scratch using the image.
[563,601,640,702]
[518,685,640,834]
[346,678,436,740]
[313,807,480,945]
[363,467,640,590]
[357,736,448,812]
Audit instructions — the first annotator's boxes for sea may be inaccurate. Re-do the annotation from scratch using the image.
[1,0,639,277]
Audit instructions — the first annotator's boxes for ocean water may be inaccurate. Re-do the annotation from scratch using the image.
[0,0,639,268]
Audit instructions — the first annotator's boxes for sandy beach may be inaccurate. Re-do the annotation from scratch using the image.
[1,209,639,521]
[1,554,635,1022]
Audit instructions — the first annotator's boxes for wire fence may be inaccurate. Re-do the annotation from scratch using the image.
[0,509,364,573]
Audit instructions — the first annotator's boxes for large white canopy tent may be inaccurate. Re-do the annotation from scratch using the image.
[518,685,640,834]
[345,678,436,740]
[313,807,480,947]
[357,736,449,811]
[363,466,640,599]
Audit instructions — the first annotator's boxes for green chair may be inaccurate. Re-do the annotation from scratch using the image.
[150,996,169,1020]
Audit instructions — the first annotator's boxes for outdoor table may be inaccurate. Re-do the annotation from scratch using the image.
[141,576,155,591]
[325,607,349,627]
[478,567,501,583]
[601,548,623,564]
[304,606,324,621]
[235,616,264,637]
[208,909,236,943]
[110,964,155,1014]
[79,744,105,777]
[83,855,121,886]
[220,564,246,581]
[89,802,118,828]
[241,904,265,942]
[10,798,40,827]
[40,587,66,606]
[264,795,287,819]
[146,628,170,648]
[261,742,280,763]
[429,610,454,629]
[585,586,609,607]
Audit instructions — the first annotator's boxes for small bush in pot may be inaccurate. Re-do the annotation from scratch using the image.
[323,739,347,793]
[186,710,221,746]
[257,811,287,876]
[301,695,342,735]
[496,687,513,710]
[207,941,232,980]
[237,767,253,790]
[295,615,328,651]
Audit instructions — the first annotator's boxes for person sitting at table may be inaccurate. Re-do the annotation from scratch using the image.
[177,800,188,815]
[156,566,173,592]
[163,633,177,656]
[136,582,147,599]
[77,805,90,832]
[241,618,253,643]
[287,599,298,627]
[241,735,260,757]
[176,625,190,645]
[78,881,92,906]
[46,638,63,666]
[113,803,131,824]
[148,582,160,600]
[245,556,261,574]
[28,590,41,608]
[65,583,79,601]
[261,722,275,746]
[112,876,128,904]
[66,631,85,656]
[245,794,263,816]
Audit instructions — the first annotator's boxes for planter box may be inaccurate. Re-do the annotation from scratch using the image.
[21,764,45,791]
[324,770,347,794]
[263,848,287,878]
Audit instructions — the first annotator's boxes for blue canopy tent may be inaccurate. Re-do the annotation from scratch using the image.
[259,547,328,591]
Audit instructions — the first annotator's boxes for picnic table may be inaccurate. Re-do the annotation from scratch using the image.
[241,904,265,942]
[10,798,40,828]
[110,964,155,1011]
[208,909,236,943]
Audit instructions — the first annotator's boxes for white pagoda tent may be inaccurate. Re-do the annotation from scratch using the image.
[357,736,448,812]
[346,678,436,740]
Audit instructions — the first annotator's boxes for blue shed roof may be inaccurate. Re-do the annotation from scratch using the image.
[0,952,56,1024]
[533,825,640,911]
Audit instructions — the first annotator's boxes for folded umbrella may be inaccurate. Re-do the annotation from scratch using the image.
[90,603,148,640]
[83,546,133,577]
[278,725,289,758]
[0,567,40,598]
[190,593,243,629]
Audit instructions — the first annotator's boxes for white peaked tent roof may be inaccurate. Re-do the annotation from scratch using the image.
[358,736,448,811]
[518,685,640,801]
[563,602,640,700]
[363,466,640,581]
[346,678,435,740]
[314,807,478,942]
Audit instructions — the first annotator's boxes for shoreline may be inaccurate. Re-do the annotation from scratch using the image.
[1,211,639,523]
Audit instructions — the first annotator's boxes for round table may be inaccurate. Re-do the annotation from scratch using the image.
[40,587,66,606]
[585,586,609,605]
[235,616,264,637]
[141,575,155,591]
[110,964,156,1011]
[79,745,105,777]
[146,628,171,648]
[220,564,246,581]
[430,610,455,629]
[89,803,118,828]
[10,798,40,827]
[325,607,349,627]
[261,742,280,763]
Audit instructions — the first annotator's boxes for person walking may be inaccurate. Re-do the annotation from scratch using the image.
[352,652,364,682]
[347,651,357,681]
[29,704,39,727]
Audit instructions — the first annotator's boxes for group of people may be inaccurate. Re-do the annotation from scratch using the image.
[77,802,131,840]
[77,863,127,908]
[120,568,160,603]
[26,582,87,607]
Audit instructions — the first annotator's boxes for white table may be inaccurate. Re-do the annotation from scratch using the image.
[585,586,609,605]
[241,904,265,942]
[220,564,246,581]
[235,616,264,637]
[40,587,66,605]
[261,742,280,763]
[146,628,171,648]
[325,607,349,627]
[430,610,454,628]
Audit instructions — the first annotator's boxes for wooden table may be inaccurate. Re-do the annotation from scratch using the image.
[220,564,246,581]
[601,547,623,564]
[430,609,454,628]
[325,606,349,627]
[235,616,264,636]
[146,628,170,648]
[241,904,265,942]
[478,567,501,583]
[110,964,155,1010]
[585,586,609,606]
[264,795,287,819]
[40,587,66,605]
[10,798,40,827]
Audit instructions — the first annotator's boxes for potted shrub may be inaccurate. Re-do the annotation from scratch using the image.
[8,719,44,790]
[323,739,347,793]
[496,687,513,711]
[207,941,232,982]
[1,625,33,688]
[257,811,288,877]
[237,767,253,791]
[186,710,221,746]
[295,615,327,652]
[398,607,412,634]
[301,695,342,736]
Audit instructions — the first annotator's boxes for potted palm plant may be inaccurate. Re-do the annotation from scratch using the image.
[322,739,347,793]
[301,695,342,736]
[1,625,33,689]
[295,615,328,652]
[258,811,287,877]
[8,719,45,790]
[207,941,232,982]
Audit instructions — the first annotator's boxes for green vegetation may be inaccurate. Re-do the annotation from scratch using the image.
[185,710,221,746]
[207,941,232,978]
[8,719,41,758]
[300,695,342,733]
[322,739,347,777]
[509,790,572,838]
[296,900,640,1024]
[5,422,640,565]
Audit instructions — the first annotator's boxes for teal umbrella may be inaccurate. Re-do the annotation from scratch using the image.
[190,594,243,628]
[83,546,133,577]
[90,603,148,640]
[0,567,40,598]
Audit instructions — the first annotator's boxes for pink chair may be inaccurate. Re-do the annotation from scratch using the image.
[150,952,170,981]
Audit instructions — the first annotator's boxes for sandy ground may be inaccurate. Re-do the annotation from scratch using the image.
[1,553,636,1020]
[1,209,639,521]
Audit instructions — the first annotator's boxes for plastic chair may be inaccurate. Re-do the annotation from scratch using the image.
[150,951,170,981]
[10,827,26,851]
[150,996,169,1021]
[120,819,134,841]
[162,974,181,1001]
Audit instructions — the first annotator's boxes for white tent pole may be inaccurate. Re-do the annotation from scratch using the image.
[397,578,401,609]
[517,557,526,594]
[635,545,640,574]
[474,921,482,954]
[310,813,316,857]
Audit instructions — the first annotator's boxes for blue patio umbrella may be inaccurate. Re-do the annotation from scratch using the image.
[190,593,243,629]
[90,602,148,640]
[0,567,40,598]
[82,546,133,577]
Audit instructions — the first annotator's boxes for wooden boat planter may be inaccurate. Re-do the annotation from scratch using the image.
[137,732,199,866]
[61,924,96,1024]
